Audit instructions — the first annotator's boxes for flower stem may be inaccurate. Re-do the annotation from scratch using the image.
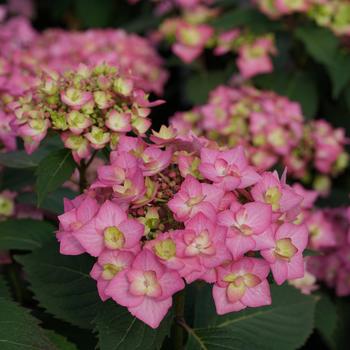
[78,160,87,193]
[174,290,186,350]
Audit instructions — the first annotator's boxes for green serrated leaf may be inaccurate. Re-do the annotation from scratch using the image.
[17,187,77,215]
[0,135,63,169]
[94,300,173,350]
[211,7,281,34]
[16,240,100,329]
[333,299,350,350]
[0,297,57,350]
[0,276,11,299]
[315,293,337,349]
[295,25,339,65]
[36,149,76,206]
[45,330,78,350]
[0,219,55,250]
[326,51,350,98]
[0,150,45,169]
[186,284,317,350]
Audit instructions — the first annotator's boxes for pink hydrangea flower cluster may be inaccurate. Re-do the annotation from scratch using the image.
[170,85,348,191]
[10,64,164,161]
[57,132,309,328]
[0,14,167,152]
[307,206,350,296]
[254,0,350,37]
[157,6,276,78]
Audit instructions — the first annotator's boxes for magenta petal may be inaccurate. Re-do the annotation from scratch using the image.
[226,234,255,260]
[158,271,185,299]
[73,220,103,257]
[244,202,272,234]
[128,297,172,329]
[119,219,144,249]
[212,285,246,315]
[105,270,144,308]
[271,259,288,285]
[241,280,271,308]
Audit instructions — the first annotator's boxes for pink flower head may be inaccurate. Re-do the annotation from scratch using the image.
[94,151,146,205]
[168,175,224,222]
[90,250,135,301]
[140,146,173,176]
[73,200,144,257]
[173,213,231,283]
[150,125,177,145]
[61,132,91,163]
[173,22,213,63]
[214,29,240,56]
[251,171,303,217]
[213,257,271,315]
[199,146,261,190]
[237,37,276,79]
[57,196,99,255]
[261,223,308,285]
[105,249,185,328]
[105,110,132,132]
[218,202,273,259]
[307,211,337,250]
[145,232,185,271]
[60,88,92,110]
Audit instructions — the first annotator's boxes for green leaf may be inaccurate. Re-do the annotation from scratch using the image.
[0,151,45,169]
[0,219,55,250]
[0,297,57,350]
[315,293,337,349]
[45,330,78,350]
[186,71,228,105]
[75,0,115,27]
[0,135,63,169]
[326,51,350,98]
[36,149,76,206]
[211,8,281,34]
[16,240,100,329]
[0,277,11,299]
[94,300,173,350]
[0,168,36,191]
[333,299,350,350]
[186,284,317,350]
[295,25,339,65]
[303,249,322,257]
[17,188,77,215]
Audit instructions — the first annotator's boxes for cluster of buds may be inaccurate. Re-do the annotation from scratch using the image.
[170,85,348,192]
[11,64,164,161]
[57,131,309,328]
[157,5,276,79]
[306,206,350,296]
[255,0,350,37]
[0,15,167,152]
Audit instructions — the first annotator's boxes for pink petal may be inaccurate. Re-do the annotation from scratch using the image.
[158,271,185,299]
[241,280,271,307]
[212,285,246,315]
[73,220,103,257]
[105,270,144,307]
[226,234,255,260]
[95,200,126,229]
[128,297,172,329]
[271,259,288,285]
[244,202,272,234]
